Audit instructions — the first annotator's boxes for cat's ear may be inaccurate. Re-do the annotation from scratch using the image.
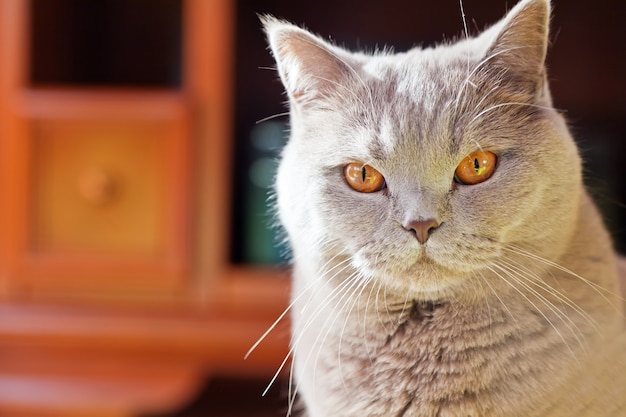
[480,0,551,101]
[262,16,356,106]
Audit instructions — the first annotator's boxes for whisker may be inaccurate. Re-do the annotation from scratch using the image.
[362,274,382,364]
[475,271,504,341]
[256,112,290,124]
[397,290,412,328]
[468,102,554,125]
[335,273,374,399]
[454,46,524,112]
[501,257,600,332]
[245,253,351,360]
[251,248,354,399]
[286,358,296,416]
[459,0,469,42]
[375,279,393,334]
[465,85,500,124]
[496,262,588,353]
[488,264,580,360]
[505,245,625,313]
[459,0,471,80]
[383,284,395,326]
[291,270,366,407]
[264,338,298,397]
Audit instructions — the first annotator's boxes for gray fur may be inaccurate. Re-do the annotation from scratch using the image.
[263,0,626,415]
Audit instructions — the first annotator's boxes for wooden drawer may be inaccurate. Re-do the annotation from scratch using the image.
[32,117,168,254]
[6,90,191,297]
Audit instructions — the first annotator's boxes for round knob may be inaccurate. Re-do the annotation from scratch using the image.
[77,168,117,206]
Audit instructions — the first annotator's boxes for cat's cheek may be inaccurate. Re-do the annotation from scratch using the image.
[350,252,375,279]
[319,190,386,233]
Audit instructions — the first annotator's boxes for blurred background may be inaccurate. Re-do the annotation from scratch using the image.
[0,0,624,416]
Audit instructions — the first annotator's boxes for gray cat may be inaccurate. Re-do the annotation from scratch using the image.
[262,0,626,415]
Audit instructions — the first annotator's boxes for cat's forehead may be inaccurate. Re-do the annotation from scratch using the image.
[363,46,472,102]
[353,50,472,157]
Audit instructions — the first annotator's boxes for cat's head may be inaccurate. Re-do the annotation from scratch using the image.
[265,0,583,300]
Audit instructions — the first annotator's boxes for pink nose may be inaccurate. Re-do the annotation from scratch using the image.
[403,218,440,244]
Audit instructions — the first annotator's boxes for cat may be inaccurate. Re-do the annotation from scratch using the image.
[261,0,626,415]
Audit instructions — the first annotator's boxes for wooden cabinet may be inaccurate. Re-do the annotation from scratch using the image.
[0,1,289,416]
[11,91,190,294]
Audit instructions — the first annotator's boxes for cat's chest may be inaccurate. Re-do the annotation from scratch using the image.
[302,301,554,417]
[343,302,507,383]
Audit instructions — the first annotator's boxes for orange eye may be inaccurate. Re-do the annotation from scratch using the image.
[454,150,497,185]
[344,163,386,193]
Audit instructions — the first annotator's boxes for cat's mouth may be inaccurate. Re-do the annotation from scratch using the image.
[354,247,468,297]
[351,228,503,298]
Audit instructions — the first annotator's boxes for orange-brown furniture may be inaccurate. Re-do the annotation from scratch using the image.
[0,1,289,416]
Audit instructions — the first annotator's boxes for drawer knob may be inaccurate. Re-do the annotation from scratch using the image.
[77,168,117,206]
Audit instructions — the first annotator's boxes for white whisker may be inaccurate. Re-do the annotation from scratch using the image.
[245,253,351,360]
[362,275,382,364]
[398,290,412,327]
[256,112,290,124]
[335,274,374,398]
[454,46,525,112]
[291,270,365,407]
[505,245,624,313]
[501,257,600,332]
[375,279,392,334]
[469,102,553,125]
[488,264,579,360]
[496,261,588,353]
[459,0,470,76]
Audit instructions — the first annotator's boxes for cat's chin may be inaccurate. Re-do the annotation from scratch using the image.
[355,252,471,300]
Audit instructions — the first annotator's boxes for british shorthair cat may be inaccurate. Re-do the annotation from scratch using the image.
[262,0,626,415]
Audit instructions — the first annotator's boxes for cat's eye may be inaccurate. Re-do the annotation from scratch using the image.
[344,163,386,193]
[454,150,497,185]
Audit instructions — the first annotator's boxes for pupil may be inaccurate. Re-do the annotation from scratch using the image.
[473,158,480,172]
[362,167,367,182]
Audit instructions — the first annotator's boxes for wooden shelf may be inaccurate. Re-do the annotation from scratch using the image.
[0,1,290,416]
[0,273,290,416]
[0,372,201,417]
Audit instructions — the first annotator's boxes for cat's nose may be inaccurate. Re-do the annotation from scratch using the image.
[403,218,440,244]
